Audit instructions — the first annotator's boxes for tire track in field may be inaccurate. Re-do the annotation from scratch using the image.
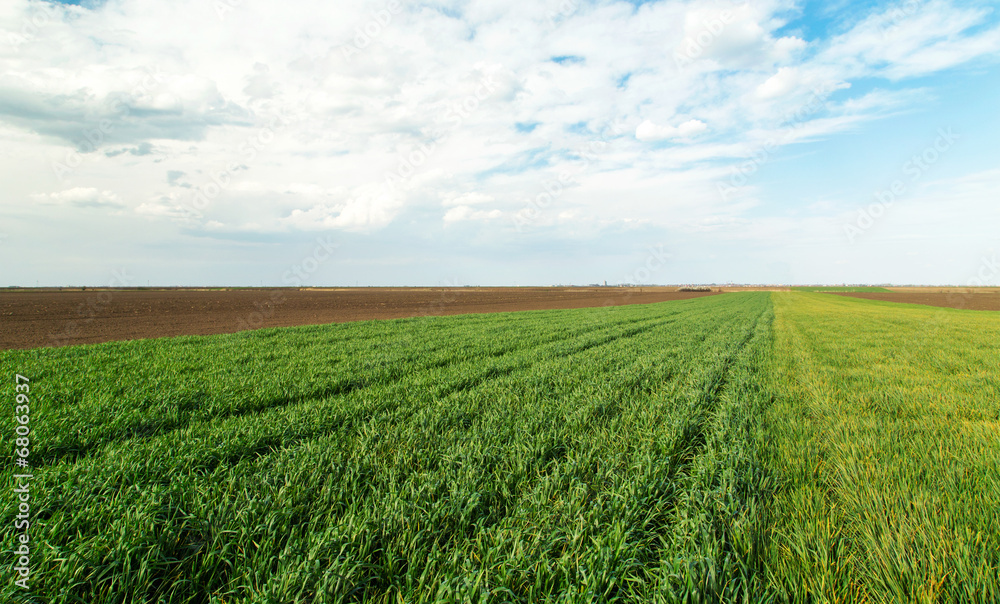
[2,295,777,603]
[622,302,769,586]
[29,310,641,460]
[28,310,713,548]
[33,311,690,470]
[230,304,767,579]
[430,298,773,603]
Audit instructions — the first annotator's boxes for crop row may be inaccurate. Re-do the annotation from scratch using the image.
[9,291,994,602]
[1,294,773,603]
[760,293,1000,601]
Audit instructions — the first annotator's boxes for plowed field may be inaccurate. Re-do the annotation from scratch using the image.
[831,290,1000,311]
[0,287,719,350]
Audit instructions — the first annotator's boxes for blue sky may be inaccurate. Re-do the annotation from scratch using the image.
[1,0,999,286]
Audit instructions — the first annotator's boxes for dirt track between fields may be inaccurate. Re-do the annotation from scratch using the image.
[831,291,1000,311]
[0,287,721,350]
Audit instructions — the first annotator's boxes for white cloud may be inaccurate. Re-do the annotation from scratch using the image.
[756,67,802,99]
[135,196,195,220]
[443,205,502,224]
[635,119,708,142]
[1,0,999,285]
[31,187,123,210]
[820,0,1000,80]
[281,185,404,232]
[674,2,807,70]
[443,192,495,207]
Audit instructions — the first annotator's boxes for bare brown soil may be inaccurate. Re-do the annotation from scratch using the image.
[886,287,1000,293]
[831,291,1000,311]
[0,287,721,350]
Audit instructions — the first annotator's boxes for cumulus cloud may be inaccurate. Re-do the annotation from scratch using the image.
[674,3,807,69]
[106,142,156,158]
[135,195,195,219]
[31,188,124,210]
[281,186,405,232]
[443,192,495,207]
[635,119,708,142]
[166,170,187,186]
[443,205,502,224]
[756,67,803,99]
[1,0,999,286]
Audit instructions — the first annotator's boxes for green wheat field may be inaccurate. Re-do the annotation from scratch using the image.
[2,292,998,603]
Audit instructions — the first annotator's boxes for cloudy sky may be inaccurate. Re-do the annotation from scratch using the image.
[2,0,999,286]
